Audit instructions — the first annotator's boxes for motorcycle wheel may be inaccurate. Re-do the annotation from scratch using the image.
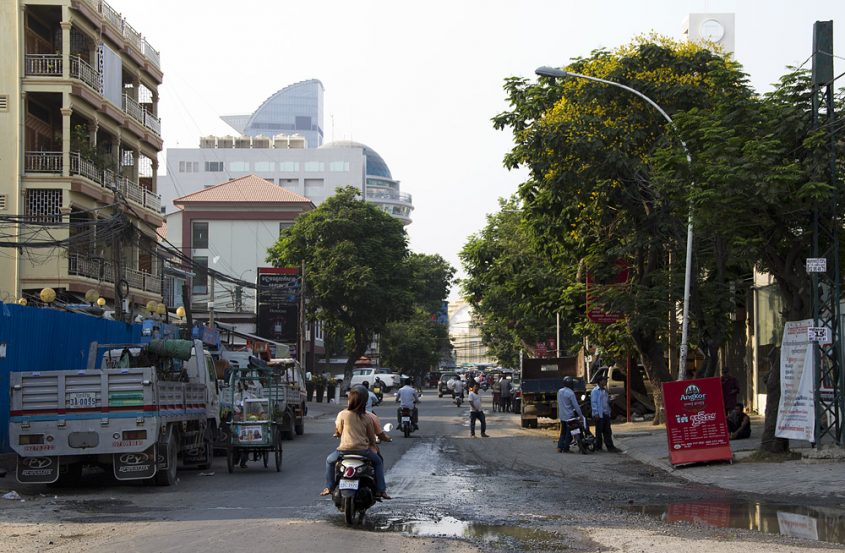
[403,422,410,438]
[344,496,355,525]
[576,435,588,454]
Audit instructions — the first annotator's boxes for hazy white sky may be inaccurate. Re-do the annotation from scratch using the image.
[110,0,843,296]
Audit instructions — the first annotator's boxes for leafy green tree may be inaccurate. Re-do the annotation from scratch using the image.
[492,38,761,418]
[381,309,451,381]
[380,253,455,378]
[266,187,412,384]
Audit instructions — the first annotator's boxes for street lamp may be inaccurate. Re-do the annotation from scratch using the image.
[535,66,695,378]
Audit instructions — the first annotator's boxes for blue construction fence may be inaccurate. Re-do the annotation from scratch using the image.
[0,303,143,452]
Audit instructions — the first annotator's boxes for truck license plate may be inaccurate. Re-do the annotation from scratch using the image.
[339,479,359,490]
[401,417,411,423]
[66,393,98,408]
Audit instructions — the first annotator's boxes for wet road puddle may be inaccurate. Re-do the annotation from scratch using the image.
[376,516,568,549]
[626,500,845,545]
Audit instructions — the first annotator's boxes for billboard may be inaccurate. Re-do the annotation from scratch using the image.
[663,377,732,466]
[255,267,299,344]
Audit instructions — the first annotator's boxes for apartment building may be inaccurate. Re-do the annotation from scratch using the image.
[0,0,164,312]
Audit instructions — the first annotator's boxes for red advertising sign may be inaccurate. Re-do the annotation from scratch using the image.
[662,377,732,466]
[585,263,628,324]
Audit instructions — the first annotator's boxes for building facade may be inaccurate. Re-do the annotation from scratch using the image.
[449,300,495,366]
[221,79,324,148]
[0,0,164,311]
[157,139,413,225]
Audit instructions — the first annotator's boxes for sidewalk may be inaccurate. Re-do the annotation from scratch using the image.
[612,416,845,500]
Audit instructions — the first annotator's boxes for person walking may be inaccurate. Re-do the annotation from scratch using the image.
[556,376,584,453]
[491,376,501,413]
[499,376,513,413]
[590,375,619,452]
[468,382,489,437]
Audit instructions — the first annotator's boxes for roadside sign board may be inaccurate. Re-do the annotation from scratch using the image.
[807,326,831,344]
[662,377,732,466]
[806,258,827,273]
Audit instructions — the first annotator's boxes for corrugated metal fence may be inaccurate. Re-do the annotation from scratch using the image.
[0,304,141,452]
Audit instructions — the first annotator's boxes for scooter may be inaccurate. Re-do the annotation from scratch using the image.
[566,417,596,454]
[454,391,463,407]
[331,423,392,525]
[372,383,384,406]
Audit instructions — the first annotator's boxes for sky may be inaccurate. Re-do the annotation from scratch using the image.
[109,0,844,299]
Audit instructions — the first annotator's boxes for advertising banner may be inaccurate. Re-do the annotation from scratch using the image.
[663,377,732,465]
[775,319,815,441]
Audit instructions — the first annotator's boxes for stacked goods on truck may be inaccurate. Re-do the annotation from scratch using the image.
[9,339,219,486]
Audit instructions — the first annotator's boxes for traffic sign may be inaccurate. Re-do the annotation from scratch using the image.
[806,258,827,273]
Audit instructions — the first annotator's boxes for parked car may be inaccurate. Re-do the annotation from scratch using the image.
[338,367,400,393]
[438,372,459,397]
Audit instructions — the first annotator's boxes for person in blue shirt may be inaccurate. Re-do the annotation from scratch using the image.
[590,375,619,452]
[557,377,584,453]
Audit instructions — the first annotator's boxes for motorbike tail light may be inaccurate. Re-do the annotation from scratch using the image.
[344,467,356,478]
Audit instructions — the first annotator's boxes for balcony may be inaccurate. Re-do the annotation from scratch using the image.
[25,55,161,138]
[79,0,161,71]
[25,151,161,215]
[68,253,162,295]
[365,188,413,206]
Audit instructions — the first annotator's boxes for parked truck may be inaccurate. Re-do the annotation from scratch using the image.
[520,357,589,428]
[9,339,219,486]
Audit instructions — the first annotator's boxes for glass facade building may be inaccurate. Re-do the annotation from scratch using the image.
[221,79,324,148]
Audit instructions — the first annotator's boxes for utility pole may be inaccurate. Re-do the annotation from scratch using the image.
[810,20,843,447]
[208,274,215,326]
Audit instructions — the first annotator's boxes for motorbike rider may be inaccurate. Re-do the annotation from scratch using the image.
[395,377,420,430]
[372,377,385,401]
[361,380,379,412]
[451,376,465,403]
[556,376,584,453]
[321,386,391,499]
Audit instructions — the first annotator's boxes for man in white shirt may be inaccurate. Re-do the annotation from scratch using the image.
[557,377,584,453]
[396,379,419,430]
[468,383,488,437]
[451,377,465,401]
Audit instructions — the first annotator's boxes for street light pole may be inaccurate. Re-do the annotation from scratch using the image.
[535,66,694,378]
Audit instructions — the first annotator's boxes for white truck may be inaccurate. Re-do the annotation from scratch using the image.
[9,339,219,486]
[337,367,401,394]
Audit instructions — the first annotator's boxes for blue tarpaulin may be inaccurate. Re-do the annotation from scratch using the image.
[0,304,142,452]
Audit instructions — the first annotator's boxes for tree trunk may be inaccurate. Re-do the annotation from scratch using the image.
[342,328,371,391]
[759,345,789,453]
[629,325,672,425]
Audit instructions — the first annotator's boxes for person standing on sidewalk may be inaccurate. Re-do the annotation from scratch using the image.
[590,375,619,452]
[468,383,489,437]
[499,376,513,413]
[557,377,584,453]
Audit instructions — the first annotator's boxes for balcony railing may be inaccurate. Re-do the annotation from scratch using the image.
[91,0,161,71]
[123,93,144,125]
[144,111,161,136]
[25,54,62,76]
[69,55,101,92]
[68,253,162,295]
[24,151,162,217]
[365,189,413,205]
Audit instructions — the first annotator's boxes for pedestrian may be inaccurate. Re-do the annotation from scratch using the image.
[590,375,619,452]
[491,376,501,412]
[499,376,513,413]
[556,376,584,453]
[721,367,740,412]
[468,382,488,437]
[727,403,751,440]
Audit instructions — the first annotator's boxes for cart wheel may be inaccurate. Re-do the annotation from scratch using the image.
[226,447,234,474]
[274,430,283,472]
[263,450,269,468]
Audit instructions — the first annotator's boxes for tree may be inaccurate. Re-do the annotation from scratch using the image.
[381,309,451,381]
[492,37,761,419]
[380,252,456,379]
[266,187,412,384]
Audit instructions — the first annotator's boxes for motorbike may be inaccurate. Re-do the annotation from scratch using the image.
[331,423,392,525]
[454,391,463,407]
[566,417,596,454]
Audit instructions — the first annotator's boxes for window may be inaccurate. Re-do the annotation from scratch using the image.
[304,179,324,195]
[192,256,208,294]
[279,161,299,172]
[265,178,274,184]
[192,222,208,249]
[178,161,199,173]
[255,161,274,172]
[329,161,349,172]
[229,161,249,171]
[295,115,311,130]
[0,194,7,210]
[25,189,62,223]
[304,161,324,172]
[280,178,299,189]
[0,95,8,112]
[205,161,223,172]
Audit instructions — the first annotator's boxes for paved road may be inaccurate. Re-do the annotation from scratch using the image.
[2,391,844,553]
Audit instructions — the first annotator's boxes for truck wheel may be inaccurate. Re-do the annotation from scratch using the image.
[281,413,295,441]
[197,434,213,470]
[294,419,304,436]
[155,432,179,486]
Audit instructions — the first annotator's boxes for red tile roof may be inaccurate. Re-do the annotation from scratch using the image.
[173,174,314,206]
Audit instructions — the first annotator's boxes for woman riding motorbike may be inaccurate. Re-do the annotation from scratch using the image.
[321,386,391,499]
